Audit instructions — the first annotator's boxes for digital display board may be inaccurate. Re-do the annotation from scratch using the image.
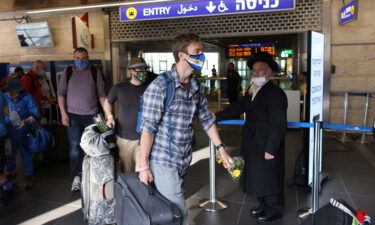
[228,43,276,57]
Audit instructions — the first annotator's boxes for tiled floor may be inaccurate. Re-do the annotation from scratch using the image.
[1,127,375,225]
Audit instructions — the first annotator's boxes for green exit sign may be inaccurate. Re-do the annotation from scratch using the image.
[281,49,293,57]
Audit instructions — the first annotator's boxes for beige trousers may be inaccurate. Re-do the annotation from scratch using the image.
[116,137,141,173]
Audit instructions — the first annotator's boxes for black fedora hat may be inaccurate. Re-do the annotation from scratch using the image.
[6,77,24,92]
[247,52,279,72]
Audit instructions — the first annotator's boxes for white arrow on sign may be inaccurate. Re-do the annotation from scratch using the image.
[206,1,216,13]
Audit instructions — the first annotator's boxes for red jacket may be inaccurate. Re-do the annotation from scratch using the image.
[22,70,42,117]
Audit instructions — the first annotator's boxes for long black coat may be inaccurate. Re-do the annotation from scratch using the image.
[216,81,288,197]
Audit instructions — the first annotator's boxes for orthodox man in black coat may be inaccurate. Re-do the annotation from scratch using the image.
[216,52,288,222]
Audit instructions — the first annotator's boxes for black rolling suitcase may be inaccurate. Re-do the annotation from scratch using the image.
[114,172,182,225]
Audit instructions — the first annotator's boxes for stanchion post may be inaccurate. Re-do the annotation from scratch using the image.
[302,89,307,122]
[361,93,370,144]
[342,92,349,142]
[311,119,322,213]
[242,89,247,120]
[199,140,228,212]
[298,117,322,218]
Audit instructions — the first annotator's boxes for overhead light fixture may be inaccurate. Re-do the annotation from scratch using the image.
[26,0,175,14]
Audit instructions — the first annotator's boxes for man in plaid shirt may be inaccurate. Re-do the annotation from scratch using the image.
[138,33,232,225]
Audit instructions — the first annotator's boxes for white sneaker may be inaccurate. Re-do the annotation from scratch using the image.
[71,176,81,192]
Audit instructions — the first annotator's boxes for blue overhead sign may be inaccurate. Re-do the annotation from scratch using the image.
[120,0,295,21]
[340,0,358,24]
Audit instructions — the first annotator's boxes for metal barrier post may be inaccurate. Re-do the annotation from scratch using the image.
[311,119,322,213]
[302,89,307,122]
[298,118,322,218]
[199,140,228,212]
[242,89,247,120]
[341,92,349,142]
[217,89,222,112]
[361,93,370,144]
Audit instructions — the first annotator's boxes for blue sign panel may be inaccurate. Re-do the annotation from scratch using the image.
[340,0,357,24]
[120,0,295,21]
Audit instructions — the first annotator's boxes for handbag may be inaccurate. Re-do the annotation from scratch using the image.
[23,122,53,153]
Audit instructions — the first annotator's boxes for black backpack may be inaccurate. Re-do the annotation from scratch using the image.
[66,66,105,114]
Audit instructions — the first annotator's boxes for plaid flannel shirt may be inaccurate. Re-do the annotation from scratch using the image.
[140,69,215,175]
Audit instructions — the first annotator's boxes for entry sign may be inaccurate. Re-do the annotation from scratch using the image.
[340,0,358,24]
[308,31,324,185]
[120,0,295,21]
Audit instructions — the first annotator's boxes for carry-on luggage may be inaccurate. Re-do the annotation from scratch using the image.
[80,124,117,225]
[114,172,182,225]
[301,198,371,225]
[81,154,116,225]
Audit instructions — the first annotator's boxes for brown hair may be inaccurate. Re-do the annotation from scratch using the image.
[171,33,201,63]
[74,47,88,55]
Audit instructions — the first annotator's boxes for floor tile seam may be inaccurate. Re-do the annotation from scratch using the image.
[336,168,357,209]
[349,192,375,199]
[235,193,247,225]
[338,175,375,182]
[348,142,375,168]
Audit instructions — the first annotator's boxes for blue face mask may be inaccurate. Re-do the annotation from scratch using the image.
[38,71,46,77]
[75,60,89,70]
[186,54,206,71]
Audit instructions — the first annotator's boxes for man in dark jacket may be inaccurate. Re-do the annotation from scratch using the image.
[216,52,287,222]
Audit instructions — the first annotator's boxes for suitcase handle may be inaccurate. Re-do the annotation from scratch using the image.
[145,182,156,196]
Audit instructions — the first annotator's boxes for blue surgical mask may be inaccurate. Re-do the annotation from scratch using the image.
[186,54,206,71]
[75,60,89,70]
[38,71,46,77]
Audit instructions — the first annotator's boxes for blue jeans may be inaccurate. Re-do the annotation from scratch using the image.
[7,126,33,176]
[67,113,95,177]
[150,161,188,225]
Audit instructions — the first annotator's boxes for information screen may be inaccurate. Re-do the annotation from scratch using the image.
[307,31,324,185]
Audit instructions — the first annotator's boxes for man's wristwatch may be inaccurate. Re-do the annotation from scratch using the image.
[215,143,226,151]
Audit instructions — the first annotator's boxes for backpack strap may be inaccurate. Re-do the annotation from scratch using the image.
[160,72,175,111]
[66,66,73,89]
[160,72,175,159]
[91,66,98,92]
